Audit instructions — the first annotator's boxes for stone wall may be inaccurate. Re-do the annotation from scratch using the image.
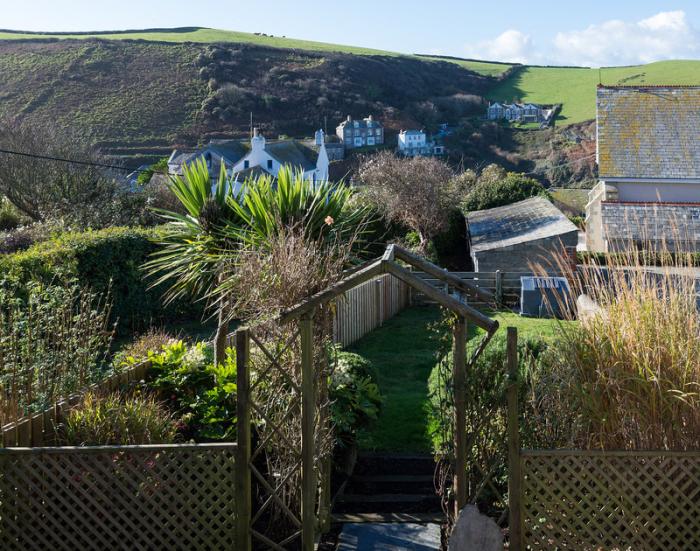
[602,202,700,251]
[472,232,578,273]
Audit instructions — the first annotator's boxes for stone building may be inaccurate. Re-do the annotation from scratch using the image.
[586,86,700,252]
[336,115,384,149]
[467,197,579,272]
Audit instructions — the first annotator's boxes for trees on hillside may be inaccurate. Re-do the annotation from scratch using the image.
[357,152,460,253]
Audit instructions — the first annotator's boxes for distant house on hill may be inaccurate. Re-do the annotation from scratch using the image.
[586,86,700,252]
[168,128,330,185]
[487,102,554,125]
[397,129,445,157]
[336,115,384,149]
[466,197,578,272]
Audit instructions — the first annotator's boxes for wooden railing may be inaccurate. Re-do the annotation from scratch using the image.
[333,273,409,347]
[1,361,150,448]
[413,270,532,307]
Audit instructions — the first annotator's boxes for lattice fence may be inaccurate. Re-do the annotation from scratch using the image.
[0,443,237,551]
[521,451,700,550]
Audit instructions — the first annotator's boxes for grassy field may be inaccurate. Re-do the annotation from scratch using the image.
[351,306,565,452]
[551,188,590,216]
[0,27,507,77]
[489,60,700,124]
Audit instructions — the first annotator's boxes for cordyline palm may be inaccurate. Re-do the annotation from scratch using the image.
[145,158,242,365]
[146,162,368,366]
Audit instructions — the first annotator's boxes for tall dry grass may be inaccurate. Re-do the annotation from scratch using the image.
[532,236,700,450]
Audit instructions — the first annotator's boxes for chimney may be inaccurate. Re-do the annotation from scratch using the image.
[251,128,265,152]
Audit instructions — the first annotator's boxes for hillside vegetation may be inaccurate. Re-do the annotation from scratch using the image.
[0,27,507,76]
[490,60,700,124]
[0,38,490,161]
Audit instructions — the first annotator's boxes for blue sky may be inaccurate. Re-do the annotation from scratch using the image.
[3,1,700,66]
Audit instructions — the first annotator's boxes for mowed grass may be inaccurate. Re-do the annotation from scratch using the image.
[0,27,508,76]
[489,60,700,124]
[550,188,590,216]
[351,305,566,452]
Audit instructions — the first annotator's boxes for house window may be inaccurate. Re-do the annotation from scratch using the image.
[267,159,273,170]
[244,160,250,169]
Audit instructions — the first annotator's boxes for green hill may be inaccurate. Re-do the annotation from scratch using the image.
[489,60,700,124]
[0,27,507,77]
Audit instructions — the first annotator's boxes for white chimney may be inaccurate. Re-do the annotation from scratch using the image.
[251,127,265,152]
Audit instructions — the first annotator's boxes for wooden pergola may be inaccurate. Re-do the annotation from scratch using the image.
[232,244,499,550]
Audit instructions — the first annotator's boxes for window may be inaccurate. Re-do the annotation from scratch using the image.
[244,160,250,169]
[267,159,273,170]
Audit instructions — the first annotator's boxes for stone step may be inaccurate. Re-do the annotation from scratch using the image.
[348,474,435,495]
[352,453,436,477]
[332,512,445,524]
[335,493,441,514]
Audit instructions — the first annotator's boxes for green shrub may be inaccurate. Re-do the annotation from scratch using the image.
[61,391,179,446]
[462,172,549,212]
[0,226,201,333]
[142,340,237,441]
[330,350,382,446]
[0,198,22,231]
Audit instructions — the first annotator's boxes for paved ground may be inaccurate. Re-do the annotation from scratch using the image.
[337,523,441,550]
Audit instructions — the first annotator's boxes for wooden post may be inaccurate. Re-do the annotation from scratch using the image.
[300,314,317,551]
[235,330,252,551]
[507,327,523,551]
[495,270,503,308]
[375,279,383,327]
[453,316,467,516]
[318,364,332,534]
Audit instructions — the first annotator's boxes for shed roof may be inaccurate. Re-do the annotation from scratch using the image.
[597,86,700,180]
[467,196,577,253]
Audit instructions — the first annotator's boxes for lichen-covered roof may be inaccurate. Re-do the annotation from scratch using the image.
[467,196,578,253]
[597,86,700,180]
[265,141,317,171]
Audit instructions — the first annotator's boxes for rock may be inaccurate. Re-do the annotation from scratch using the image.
[448,505,503,551]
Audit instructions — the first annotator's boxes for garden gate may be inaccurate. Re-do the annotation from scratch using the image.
[231,245,499,550]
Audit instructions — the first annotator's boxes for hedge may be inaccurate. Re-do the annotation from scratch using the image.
[0,226,202,333]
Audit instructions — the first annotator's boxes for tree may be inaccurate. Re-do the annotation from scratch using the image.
[0,118,131,228]
[462,170,549,212]
[146,163,368,365]
[358,152,458,252]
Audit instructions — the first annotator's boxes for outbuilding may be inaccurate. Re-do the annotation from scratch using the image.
[466,196,578,272]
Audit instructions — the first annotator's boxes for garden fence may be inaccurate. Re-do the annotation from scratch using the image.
[518,450,700,550]
[1,361,150,448]
[0,443,237,551]
[333,273,409,346]
[504,327,700,550]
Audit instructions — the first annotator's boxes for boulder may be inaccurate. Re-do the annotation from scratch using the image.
[448,505,503,551]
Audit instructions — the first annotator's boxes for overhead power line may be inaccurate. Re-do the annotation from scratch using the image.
[0,147,150,173]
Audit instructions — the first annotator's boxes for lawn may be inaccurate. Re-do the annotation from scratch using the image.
[0,27,509,77]
[351,305,565,453]
[550,188,590,216]
[488,60,700,124]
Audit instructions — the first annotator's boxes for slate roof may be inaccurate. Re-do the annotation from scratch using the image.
[467,196,578,253]
[597,86,700,180]
[265,141,318,171]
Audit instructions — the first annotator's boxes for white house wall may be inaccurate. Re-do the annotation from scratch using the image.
[613,181,700,203]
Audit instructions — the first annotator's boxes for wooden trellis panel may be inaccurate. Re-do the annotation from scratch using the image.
[521,450,700,550]
[0,443,237,551]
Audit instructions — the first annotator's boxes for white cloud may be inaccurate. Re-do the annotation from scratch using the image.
[553,10,700,66]
[465,11,700,67]
[464,29,535,64]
